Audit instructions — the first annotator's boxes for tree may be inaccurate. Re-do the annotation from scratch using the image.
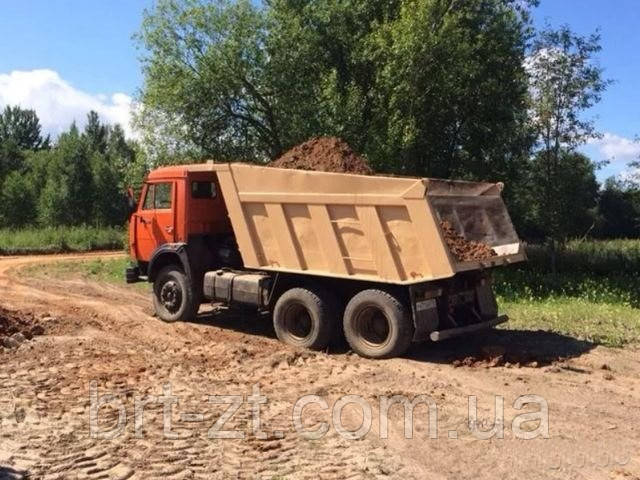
[137,0,275,162]
[0,105,49,183]
[38,124,94,226]
[530,150,599,238]
[0,105,49,151]
[365,0,535,179]
[625,136,640,188]
[0,170,37,227]
[91,150,126,226]
[596,178,640,239]
[83,111,109,154]
[136,0,535,183]
[526,25,610,266]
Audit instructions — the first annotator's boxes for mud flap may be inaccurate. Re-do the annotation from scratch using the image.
[476,283,498,319]
[412,298,440,341]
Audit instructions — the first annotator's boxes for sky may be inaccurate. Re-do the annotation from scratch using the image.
[0,0,638,180]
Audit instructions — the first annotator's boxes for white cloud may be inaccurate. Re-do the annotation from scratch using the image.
[588,132,640,163]
[0,69,136,139]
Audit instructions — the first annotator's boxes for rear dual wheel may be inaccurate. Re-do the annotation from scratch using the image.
[343,289,414,359]
[273,287,338,350]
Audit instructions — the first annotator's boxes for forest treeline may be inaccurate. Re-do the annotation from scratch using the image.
[1,0,639,242]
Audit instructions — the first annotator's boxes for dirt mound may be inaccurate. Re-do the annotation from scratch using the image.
[439,220,497,262]
[0,307,45,348]
[269,136,373,175]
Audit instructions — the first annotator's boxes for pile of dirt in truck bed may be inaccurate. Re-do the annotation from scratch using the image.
[271,136,496,260]
[269,136,373,175]
[439,220,497,262]
[0,307,44,349]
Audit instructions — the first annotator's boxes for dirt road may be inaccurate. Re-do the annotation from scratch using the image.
[1,253,639,480]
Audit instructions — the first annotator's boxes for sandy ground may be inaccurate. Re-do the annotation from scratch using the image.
[0,253,639,480]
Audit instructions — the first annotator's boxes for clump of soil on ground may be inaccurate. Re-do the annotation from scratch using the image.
[439,220,497,262]
[0,307,45,349]
[269,136,373,175]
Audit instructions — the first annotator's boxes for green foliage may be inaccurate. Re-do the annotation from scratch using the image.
[0,170,37,227]
[0,105,49,184]
[0,226,124,254]
[0,105,49,152]
[526,26,610,245]
[526,151,599,240]
[595,178,640,238]
[526,239,640,275]
[137,0,273,162]
[494,240,640,347]
[0,108,147,231]
[136,0,535,180]
[38,125,95,225]
[494,240,640,306]
[367,0,534,178]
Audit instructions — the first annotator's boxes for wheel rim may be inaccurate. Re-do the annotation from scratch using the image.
[282,302,313,340]
[354,305,391,348]
[160,279,182,313]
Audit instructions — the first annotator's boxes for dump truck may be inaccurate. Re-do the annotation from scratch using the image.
[126,163,525,358]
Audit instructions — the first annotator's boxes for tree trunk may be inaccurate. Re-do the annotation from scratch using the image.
[549,238,557,275]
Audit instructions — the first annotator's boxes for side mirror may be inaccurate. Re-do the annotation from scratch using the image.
[126,187,137,216]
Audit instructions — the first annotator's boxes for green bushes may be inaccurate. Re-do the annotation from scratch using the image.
[494,240,640,346]
[0,226,125,254]
[494,240,640,306]
[525,239,640,275]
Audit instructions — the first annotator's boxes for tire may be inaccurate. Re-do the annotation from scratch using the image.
[152,265,199,322]
[343,289,414,359]
[273,287,337,350]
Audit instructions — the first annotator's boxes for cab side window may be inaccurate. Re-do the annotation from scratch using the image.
[141,183,172,210]
[155,183,172,209]
[142,185,154,210]
[191,181,217,199]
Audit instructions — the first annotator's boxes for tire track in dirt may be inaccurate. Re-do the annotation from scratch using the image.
[1,253,640,479]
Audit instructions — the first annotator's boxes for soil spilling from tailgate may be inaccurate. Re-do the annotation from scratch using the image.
[269,136,373,175]
[439,220,497,262]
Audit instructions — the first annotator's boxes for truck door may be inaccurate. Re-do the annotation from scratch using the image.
[152,182,176,245]
[134,182,176,261]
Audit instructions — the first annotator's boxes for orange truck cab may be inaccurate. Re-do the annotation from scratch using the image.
[126,163,524,359]
[129,165,234,267]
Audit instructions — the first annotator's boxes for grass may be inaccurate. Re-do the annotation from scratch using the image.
[498,297,640,347]
[21,257,149,292]
[0,226,125,255]
[493,239,640,347]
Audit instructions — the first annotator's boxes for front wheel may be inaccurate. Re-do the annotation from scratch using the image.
[152,265,199,322]
[343,289,413,359]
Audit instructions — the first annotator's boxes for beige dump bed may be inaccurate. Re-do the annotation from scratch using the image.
[209,163,525,284]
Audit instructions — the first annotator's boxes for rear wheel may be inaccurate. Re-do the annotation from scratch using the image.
[273,287,337,350]
[343,289,413,359]
[152,265,199,322]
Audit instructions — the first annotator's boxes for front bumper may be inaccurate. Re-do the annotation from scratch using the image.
[429,315,508,342]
